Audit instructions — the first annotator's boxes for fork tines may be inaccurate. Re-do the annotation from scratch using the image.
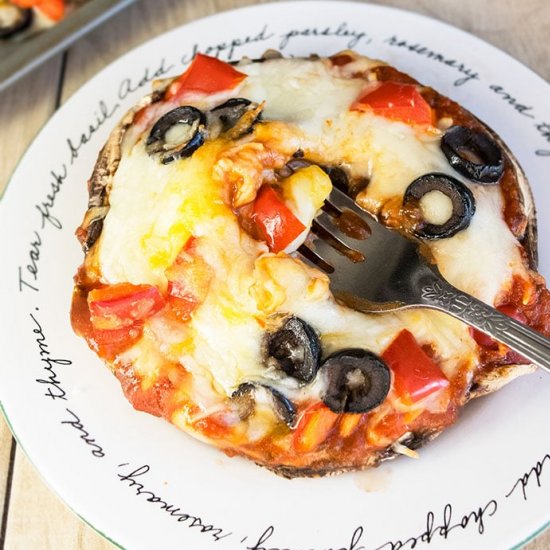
[298,187,373,272]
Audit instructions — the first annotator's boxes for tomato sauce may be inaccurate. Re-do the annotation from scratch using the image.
[115,364,175,418]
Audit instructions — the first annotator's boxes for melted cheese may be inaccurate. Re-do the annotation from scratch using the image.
[432,186,526,304]
[97,56,528,403]
[240,58,365,133]
[99,142,227,286]
[419,190,454,225]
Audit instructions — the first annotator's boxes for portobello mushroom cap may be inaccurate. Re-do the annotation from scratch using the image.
[75,53,538,478]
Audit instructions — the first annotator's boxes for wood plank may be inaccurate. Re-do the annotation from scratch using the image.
[3,448,113,550]
[2,0,549,548]
[527,535,550,550]
[0,417,14,544]
[0,55,63,193]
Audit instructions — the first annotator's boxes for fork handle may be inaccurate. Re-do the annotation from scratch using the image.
[419,278,550,373]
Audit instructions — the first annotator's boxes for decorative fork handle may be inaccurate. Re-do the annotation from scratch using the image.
[419,278,550,373]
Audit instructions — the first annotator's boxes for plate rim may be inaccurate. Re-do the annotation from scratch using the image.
[1,2,550,549]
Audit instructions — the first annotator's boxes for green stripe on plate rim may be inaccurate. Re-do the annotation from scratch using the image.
[0,399,124,549]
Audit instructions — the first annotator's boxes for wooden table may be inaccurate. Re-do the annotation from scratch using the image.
[0,0,548,547]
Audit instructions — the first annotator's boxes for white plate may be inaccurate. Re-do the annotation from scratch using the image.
[2,2,550,549]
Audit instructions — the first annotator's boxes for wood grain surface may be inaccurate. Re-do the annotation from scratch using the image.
[0,0,549,548]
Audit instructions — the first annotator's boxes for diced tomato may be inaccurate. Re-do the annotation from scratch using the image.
[293,403,339,453]
[166,54,247,100]
[71,288,144,359]
[92,323,144,360]
[367,412,407,447]
[382,329,450,404]
[351,81,433,126]
[91,322,143,346]
[10,0,36,6]
[88,283,165,330]
[339,413,362,438]
[165,239,212,321]
[12,0,65,21]
[471,304,528,351]
[252,185,306,253]
[194,415,231,439]
[167,293,201,322]
[37,0,65,21]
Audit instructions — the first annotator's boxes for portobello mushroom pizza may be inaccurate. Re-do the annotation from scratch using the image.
[0,0,85,40]
[71,51,550,477]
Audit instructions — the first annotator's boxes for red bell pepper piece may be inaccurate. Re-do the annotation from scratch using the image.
[351,81,433,126]
[88,283,165,330]
[166,53,247,100]
[382,329,449,403]
[293,403,339,453]
[251,185,305,253]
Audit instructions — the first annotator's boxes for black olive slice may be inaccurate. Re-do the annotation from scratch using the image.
[321,349,390,414]
[321,165,369,197]
[441,125,504,183]
[267,316,321,383]
[267,386,296,426]
[208,98,263,139]
[210,98,252,130]
[276,158,313,179]
[286,158,312,172]
[0,5,32,39]
[321,165,349,192]
[232,383,296,426]
[403,172,476,239]
[146,106,206,164]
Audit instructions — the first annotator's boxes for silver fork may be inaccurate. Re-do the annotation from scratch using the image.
[297,187,550,372]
